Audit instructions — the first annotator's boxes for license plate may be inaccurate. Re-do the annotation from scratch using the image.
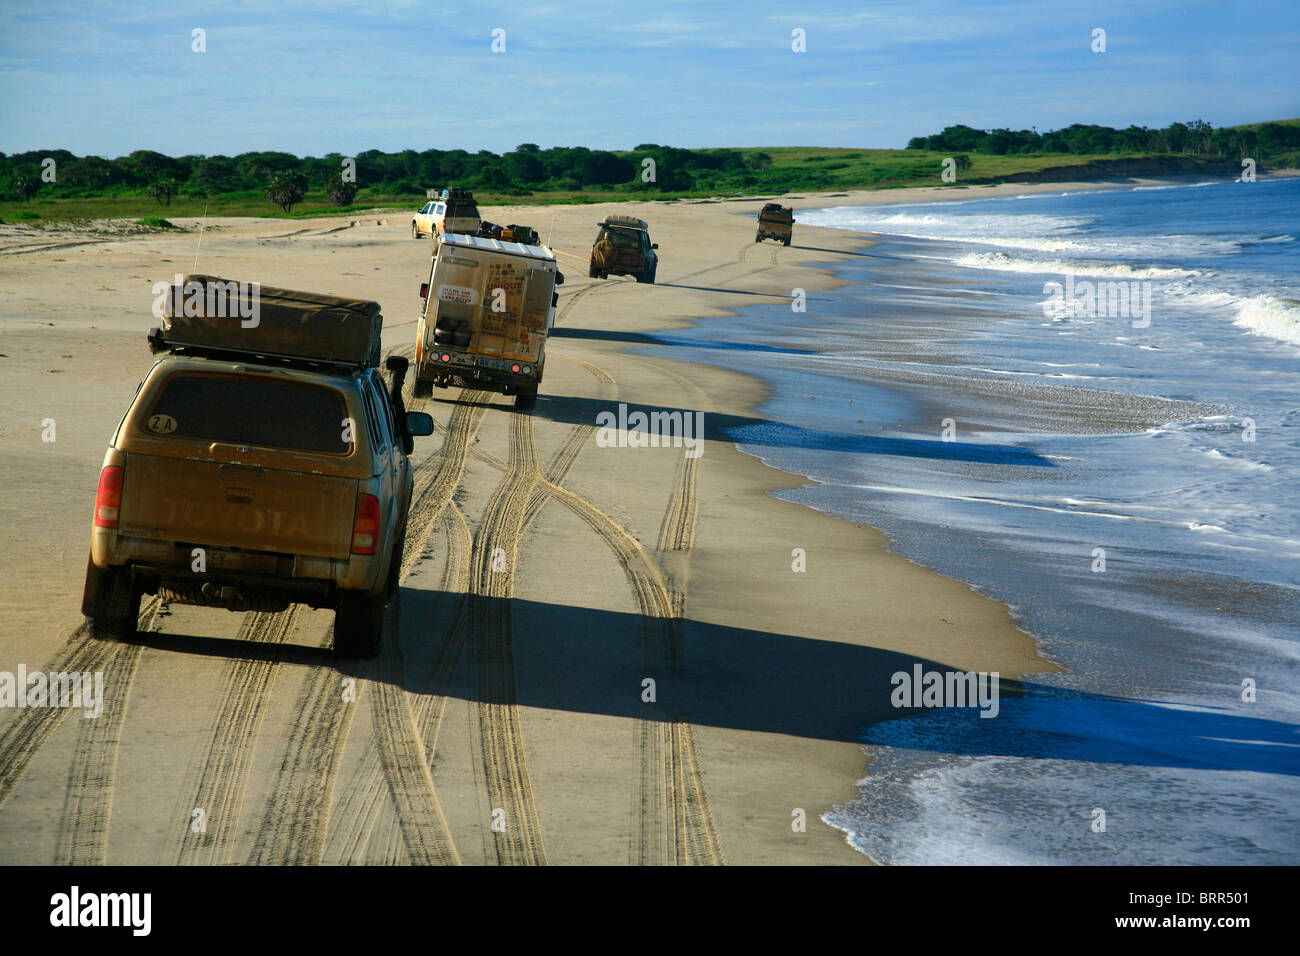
[205,548,279,573]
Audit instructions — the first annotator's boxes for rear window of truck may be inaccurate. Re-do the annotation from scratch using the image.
[142,374,352,455]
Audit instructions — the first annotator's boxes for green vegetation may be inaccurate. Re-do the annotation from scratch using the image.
[2,119,1294,223]
[136,216,175,229]
[907,118,1300,161]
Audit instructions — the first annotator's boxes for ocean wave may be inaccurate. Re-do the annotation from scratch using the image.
[954,251,1198,279]
[801,205,1251,259]
[1233,295,1300,346]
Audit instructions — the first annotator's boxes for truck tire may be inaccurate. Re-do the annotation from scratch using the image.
[412,377,432,399]
[333,590,384,659]
[515,386,538,410]
[588,261,601,278]
[386,522,407,599]
[82,558,141,642]
[783,236,791,247]
[755,232,762,242]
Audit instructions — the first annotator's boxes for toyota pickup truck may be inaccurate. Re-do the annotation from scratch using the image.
[81,276,434,658]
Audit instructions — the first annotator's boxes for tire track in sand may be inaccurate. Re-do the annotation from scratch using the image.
[467,339,720,864]
[245,647,359,865]
[326,389,485,865]
[175,607,299,865]
[0,597,161,812]
[53,597,163,865]
[469,411,547,865]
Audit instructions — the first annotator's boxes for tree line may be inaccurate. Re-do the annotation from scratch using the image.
[0,144,777,207]
[906,119,1299,159]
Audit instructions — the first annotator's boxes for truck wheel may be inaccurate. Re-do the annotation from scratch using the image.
[82,558,141,642]
[588,261,600,278]
[645,265,656,284]
[412,377,432,399]
[755,232,762,242]
[334,590,384,659]
[783,236,791,247]
[515,387,538,410]
[385,522,407,599]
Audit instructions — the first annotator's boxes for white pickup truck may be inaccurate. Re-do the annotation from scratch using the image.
[411,188,481,241]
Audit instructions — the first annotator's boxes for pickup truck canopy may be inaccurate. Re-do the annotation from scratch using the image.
[153,274,383,369]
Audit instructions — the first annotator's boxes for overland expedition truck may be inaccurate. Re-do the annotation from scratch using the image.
[755,203,794,245]
[81,276,435,658]
[412,232,564,409]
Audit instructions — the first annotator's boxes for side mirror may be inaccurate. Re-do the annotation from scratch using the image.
[405,411,434,437]
[385,355,409,374]
[419,282,429,299]
[554,271,565,285]
[651,243,659,250]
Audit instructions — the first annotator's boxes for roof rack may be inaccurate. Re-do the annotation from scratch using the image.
[599,215,649,230]
[151,275,383,370]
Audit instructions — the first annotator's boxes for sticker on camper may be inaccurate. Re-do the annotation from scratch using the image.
[438,284,477,306]
[147,413,178,434]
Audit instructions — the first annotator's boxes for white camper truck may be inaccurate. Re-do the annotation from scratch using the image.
[412,232,563,409]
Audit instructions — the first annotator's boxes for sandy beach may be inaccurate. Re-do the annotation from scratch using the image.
[0,178,1186,865]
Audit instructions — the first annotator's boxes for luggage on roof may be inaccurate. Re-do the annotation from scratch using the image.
[600,215,649,230]
[150,274,383,369]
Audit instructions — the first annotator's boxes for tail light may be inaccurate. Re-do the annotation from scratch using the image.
[94,466,124,528]
[351,493,380,555]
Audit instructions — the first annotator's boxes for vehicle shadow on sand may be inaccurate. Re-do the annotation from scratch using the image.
[530,393,1056,467]
[127,591,1298,776]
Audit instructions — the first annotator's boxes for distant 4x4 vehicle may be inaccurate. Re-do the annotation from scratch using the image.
[412,187,482,241]
[755,203,794,245]
[82,276,434,658]
[589,215,658,283]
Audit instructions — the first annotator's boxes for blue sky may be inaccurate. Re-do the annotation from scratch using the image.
[2,0,1297,157]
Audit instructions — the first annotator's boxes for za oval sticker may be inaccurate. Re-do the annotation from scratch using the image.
[147,413,178,434]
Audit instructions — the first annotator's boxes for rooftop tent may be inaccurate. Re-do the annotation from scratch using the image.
[152,274,383,369]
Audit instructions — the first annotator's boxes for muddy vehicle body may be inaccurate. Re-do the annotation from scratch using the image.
[588,215,657,283]
[412,187,481,241]
[82,276,434,658]
[413,233,563,409]
[755,203,794,245]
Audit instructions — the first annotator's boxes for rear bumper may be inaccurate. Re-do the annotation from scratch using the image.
[417,349,540,391]
[89,529,385,602]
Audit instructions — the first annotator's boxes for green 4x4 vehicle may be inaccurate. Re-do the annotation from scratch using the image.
[588,215,658,283]
[81,276,434,658]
